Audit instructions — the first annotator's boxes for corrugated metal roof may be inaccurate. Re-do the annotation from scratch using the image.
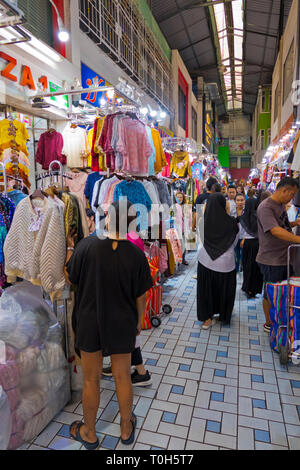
[149,0,294,117]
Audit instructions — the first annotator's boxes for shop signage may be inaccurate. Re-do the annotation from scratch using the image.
[229,137,251,156]
[205,112,213,151]
[0,51,69,109]
[81,62,110,108]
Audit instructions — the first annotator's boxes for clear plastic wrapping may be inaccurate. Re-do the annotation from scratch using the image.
[0,387,11,450]
[0,281,70,449]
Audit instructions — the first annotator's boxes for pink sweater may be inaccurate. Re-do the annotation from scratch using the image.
[35,131,66,170]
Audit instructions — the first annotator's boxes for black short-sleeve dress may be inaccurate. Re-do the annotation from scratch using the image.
[67,237,153,357]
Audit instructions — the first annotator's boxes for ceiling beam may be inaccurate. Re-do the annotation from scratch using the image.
[179,35,211,52]
[155,0,236,25]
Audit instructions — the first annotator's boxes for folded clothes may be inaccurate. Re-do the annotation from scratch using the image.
[6,387,21,411]
[16,389,47,422]
[23,408,49,442]
[17,347,41,377]
[0,361,19,391]
[37,342,66,373]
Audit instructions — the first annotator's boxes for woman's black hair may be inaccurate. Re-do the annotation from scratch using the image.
[107,201,137,234]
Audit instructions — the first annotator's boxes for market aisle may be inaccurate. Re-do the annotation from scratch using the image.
[23,253,300,451]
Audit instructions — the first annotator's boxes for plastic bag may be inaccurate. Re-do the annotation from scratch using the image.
[0,281,70,449]
[0,387,11,450]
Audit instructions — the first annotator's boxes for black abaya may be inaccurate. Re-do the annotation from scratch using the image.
[242,239,263,296]
[197,262,237,324]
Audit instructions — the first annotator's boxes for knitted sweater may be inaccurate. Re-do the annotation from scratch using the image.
[4,197,66,300]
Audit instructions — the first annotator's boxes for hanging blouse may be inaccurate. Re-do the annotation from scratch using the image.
[35,131,65,171]
[170,151,192,178]
[151,129,167,174]
[145,127,156,176]
[117,119,153,176]
[191,162,203,180]
[0,195,15,289]
[67,172,89,204]
[161,152,172,178]
[0,119,29,156]
[62,126,90,168]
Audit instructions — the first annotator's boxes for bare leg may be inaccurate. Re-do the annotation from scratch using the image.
[71,351,103,443]
[111,353,133,440]
[263,298,271,326]
[136,363,147,375]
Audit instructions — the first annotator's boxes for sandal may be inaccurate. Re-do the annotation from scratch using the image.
[121,413,137,446]
[69,421,100,450]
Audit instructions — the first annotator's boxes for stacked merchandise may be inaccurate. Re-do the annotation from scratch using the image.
[0,193,15,294]
[3,188,89,301]
[0,386,11,450]
[0,282,70,449]
[0,118,31,189]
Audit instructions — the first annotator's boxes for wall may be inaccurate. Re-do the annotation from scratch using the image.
[171,50,203,143]
[271,0,299,142]
[136,0,171,62]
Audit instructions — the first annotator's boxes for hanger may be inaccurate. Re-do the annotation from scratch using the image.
[48,128,56,133]
[30,188,47,200]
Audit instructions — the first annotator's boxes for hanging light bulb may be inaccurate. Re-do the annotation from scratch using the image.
[150,110,157,118]
[140,107,148,115]
[160,111,167,119]
[100,98,106,106]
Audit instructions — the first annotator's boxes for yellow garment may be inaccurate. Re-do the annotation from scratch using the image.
[61,193,73,238]
[151,128,167,173]
[167,239,175,275]
[170,151,192,178]
[0,119,29,156]
[88,119,106,171]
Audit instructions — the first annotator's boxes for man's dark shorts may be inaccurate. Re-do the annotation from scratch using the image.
[258,264,294,300]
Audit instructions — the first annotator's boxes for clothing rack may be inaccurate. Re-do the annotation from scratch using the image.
[36,161,73,189]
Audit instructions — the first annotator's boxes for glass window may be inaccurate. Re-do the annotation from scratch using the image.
[283,40,294,104]
[261,91,266,112]
[241,158,252,168]
[178,86,186,130]
[260,129,265,150]
[230,157,238,169]
[192,107,197,141]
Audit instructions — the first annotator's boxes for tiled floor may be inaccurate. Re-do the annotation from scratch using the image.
[21,252,300,450]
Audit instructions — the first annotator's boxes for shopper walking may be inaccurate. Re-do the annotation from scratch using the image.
[65,201,153,449]
[256,178,300,333]
[227,185,237,217]
[240,196,265,298]
[197,193,239,329]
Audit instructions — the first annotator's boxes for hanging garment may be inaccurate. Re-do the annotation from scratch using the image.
[84,172,102,207]
[153,179,172,206]
[170,151,192,178]
[151,128,167,174]
[166,239,175,275]
[191,162,203,180]
[89,117,106,171]
[0,195,15,288]
[161,152,172,178]
[113,180,152,232]
[166,228,183,265]
[1,148,31,189]
[0,119,29,156]
[6,190,27,207]
[35,131,65,171]
[62,126,90,168]
[117,119,153,175]
[146,127,157,176]
[4,197,66,300]
[67,172,88,204]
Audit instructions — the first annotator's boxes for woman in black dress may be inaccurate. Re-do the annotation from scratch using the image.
[240,196,264,298]
[65,201,153,449]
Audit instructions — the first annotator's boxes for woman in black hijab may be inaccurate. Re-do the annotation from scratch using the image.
[197,193,239,329]
[240,195,266,298]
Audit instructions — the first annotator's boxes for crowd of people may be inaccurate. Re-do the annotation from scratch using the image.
[63,174,300,450]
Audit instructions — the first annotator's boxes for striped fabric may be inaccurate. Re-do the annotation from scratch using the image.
[267,278,300,353]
